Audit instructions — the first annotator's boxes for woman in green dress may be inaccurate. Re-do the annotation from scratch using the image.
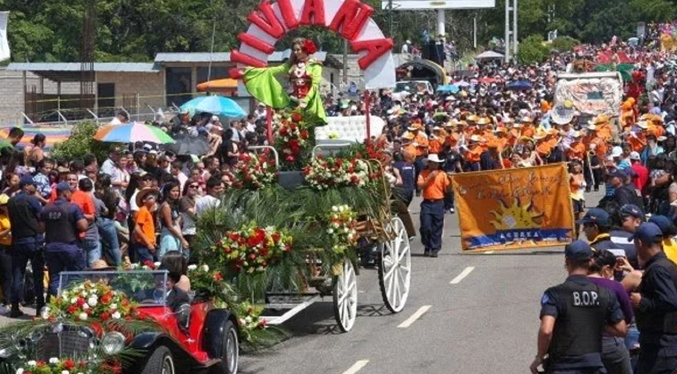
[233,37,327,124]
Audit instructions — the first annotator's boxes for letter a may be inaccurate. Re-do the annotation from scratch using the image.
[350,38,394,70]
[278,0,300,30]
[300,0,326,26]
[328,0,374,41]
[247,1,285,39]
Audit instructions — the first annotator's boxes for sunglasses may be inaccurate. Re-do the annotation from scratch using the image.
[189,184,199,189]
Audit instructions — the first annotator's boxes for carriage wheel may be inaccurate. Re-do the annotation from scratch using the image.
[378,216,411,313]
[332,260,358,332]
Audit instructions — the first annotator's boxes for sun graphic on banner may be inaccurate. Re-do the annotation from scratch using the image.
[489,198,544,230]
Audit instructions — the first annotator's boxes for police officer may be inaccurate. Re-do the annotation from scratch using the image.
[417,153,449,257]
[7,175,44,318]
[40,182,88,298]
[531,240,627,374]
[579,208,616,252]
[628,222,677,374]
[393,149,416,207]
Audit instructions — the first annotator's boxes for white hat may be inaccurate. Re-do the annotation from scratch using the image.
[630,151,641,160]
[611,146,623,158]
[637,121,649,129]
[426,154,444,163]
[406,39,412,44]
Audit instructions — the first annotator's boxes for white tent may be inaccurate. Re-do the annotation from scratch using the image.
[475,51,504,60]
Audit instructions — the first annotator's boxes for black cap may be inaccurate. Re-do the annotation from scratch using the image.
[564,240,593,260]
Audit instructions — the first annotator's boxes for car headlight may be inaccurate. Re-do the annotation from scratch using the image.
[101,332,126,355]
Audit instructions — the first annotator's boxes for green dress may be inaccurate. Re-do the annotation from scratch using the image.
[242,60,327,125]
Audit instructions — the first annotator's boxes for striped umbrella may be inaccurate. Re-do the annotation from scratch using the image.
[93,122,175,144]
[0,126,72,149]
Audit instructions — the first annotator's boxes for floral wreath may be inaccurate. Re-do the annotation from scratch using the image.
[301,39,317,55]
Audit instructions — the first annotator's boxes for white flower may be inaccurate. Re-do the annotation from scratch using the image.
[82,303,89,310]
[112,311,121,319]
[87,297,97,307]
[61,291,69,299]
[79,312,88,321]
[327,228,334,234]
[49,357,59,364]
[62,371,70,374]
[40,307,51,319]
[15,369,24,374]
[244,316,253,324]
[154,262,161,268]
[27,361,36,367]
[187,264,197,271]
[331,206,339,212]
[80,291,88,297]
[201,264,209,272]
[70,297,78,305]
[110,303,117,310]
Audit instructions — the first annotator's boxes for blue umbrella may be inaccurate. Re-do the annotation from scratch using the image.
[180,95,246,118]
[506,81,533,91]
[436,84,459,93]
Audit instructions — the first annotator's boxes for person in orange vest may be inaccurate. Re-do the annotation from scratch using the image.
[626,122,647,153]
[520,117,536,138]
[444,121,460,148]
[408,120,429,196]
[463,135,484,171]
[493,127,509,152]
[593,115,613,142]
[417,153,450,257]
[584,124,608,162]
[534,130,553,161]
[476,117,492,137]
[401,132,417,158]
[429,126,446,155]
[509,121,522,147]
[565,131,586,161]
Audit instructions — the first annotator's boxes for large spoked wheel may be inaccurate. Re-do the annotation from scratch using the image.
[333,260,358,332]
[378,216,412,313]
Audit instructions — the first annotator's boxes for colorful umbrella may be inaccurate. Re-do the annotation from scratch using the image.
[180,95,246,118]
[0,126,72,149]
[93,122,175,144]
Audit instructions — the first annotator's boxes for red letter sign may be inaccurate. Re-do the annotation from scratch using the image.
[328,0,374,41]
[247,1,285,39]
[300,0,326,26]
[278,0,300,30]
[350,38,394,70]
[238,32,276,55]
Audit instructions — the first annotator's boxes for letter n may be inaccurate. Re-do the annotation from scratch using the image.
[247,1,285,39]
[328,0,374,41]
[350,38,393,70]
[300,0,326,26]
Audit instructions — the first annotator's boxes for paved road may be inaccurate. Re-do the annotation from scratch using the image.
[239,190,605,374]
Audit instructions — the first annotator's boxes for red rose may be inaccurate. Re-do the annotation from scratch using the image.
[350,175,359,183]
[290,123,297,130]
[213,272,223,281]
[67,305,78,314]
[100,312,110,321]
[248,253,257,261]
[228,232,240,242]
[302,39,317,55]
[260,318,268,328]
[355,153,363,159]
[77,298,86,306]
[285,155,296,163]
[291,112,303,122]
[271,232,281,242]
[64,359,76,370]
[259,248,268,257]
[279,127,288,136]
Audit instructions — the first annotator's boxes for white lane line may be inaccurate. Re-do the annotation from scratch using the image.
[342,360,369,374]
[450,266,475,284]
[398,305,432,328]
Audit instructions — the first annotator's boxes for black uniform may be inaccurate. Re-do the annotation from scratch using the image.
[540,275,625,374]
[636,252,677,374]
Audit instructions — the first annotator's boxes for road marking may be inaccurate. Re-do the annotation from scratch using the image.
[450,266,475,284]
[342,360,369,374]
[398,305,432,328]
[485,251,495,254]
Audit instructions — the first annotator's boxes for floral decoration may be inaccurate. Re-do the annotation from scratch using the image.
[233,152,278,190]
[274,109,311,167]
[303,155,371,190]
[213,222,292,274]
[187,264,227,299]
[230,301,267,341]
[12,357,111,374]
[325,205,359,255]
[42,280,139,322]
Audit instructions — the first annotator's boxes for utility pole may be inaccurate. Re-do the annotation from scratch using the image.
[388,0,393,37]
[473,16,477,49]
[343,39,348,84]
[504,0,509,62]
[504,0,517,63]
[513,0,518,58]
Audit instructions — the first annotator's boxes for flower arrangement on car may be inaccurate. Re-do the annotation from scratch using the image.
[213,222,293,274]
[303,155,370,190]
[326,205,359,255]
[11,357,113,374]
[42,280,139,322]
[274,109,312,168]
[232,152,278,190]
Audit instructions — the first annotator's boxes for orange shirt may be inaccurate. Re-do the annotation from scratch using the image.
[413,132,429,157]
[135,206,156,246]
[591,137,608,160]
[418,170,450,200]
[429,137,444,154]
[445,133,460,148]
[566,141,586,160]
[597,124,613,141]
[465,144,483,163]
[628,133,646,153]
[71,190,94,239]
[536,140,552,158]
[648,123,665,138]
[521,125,535,138]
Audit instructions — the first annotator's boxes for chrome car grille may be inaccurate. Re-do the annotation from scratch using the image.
[35,326,93,361]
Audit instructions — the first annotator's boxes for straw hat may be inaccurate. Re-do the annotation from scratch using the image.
[494,127,508,134]
[136,187,159,207]
[408,119,423,131]
[469,135,483,143]
[572,131,583,138]
[87,259,115,271]
[477,117,491,125]
[402,132,415,140]
[594,115,609,125]
[466,114,478,123]
[521,116,534,123]
[533,130,548,140]
[637,121,649,130]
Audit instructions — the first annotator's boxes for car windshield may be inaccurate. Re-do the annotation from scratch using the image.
[58,270,169,306]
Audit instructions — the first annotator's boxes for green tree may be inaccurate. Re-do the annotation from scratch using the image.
[517,35,549,65]
[51,122,117,163]
[551,36,580,52]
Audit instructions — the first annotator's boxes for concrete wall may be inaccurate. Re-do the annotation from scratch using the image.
[95,71,164,114]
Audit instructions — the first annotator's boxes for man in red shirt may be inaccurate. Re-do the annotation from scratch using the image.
[629,151,649,194]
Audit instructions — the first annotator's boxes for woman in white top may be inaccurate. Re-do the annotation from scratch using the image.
[179,180,199,246]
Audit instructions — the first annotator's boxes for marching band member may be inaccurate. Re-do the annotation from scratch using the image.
[463,135,484,171]
[627,121,648,153]
[429,126,445,155]
[417,154,450,258]
[520,117,536,138]
[593,115,613,142]
[565,131,586,161]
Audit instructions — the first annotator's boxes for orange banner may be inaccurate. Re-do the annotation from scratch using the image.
[451,163,575,252]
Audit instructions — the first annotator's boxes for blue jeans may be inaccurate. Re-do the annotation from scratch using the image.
[78,239,101,268]
[11,239,44,307]
[136,245,155,263]
[98,218,121,266]
[44,243,85,297]
[420,200,445,253]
